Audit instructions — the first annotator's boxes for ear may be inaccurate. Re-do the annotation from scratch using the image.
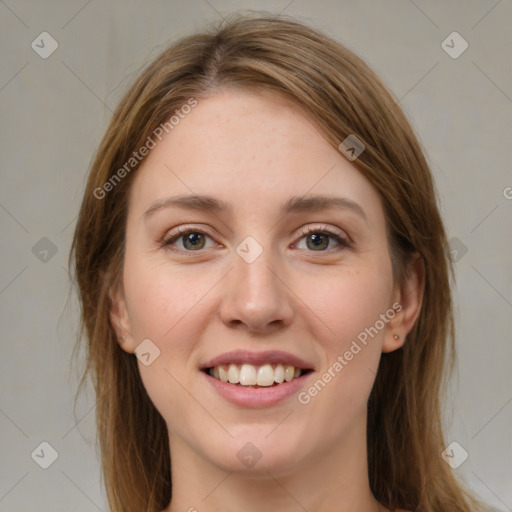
[382,252,425,353]
[108,281,136,354]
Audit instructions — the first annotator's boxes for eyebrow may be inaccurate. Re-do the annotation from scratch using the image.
[144,194,368,223]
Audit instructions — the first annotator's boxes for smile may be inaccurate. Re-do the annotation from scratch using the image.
[206,363,311,387]
[200,349,315,407]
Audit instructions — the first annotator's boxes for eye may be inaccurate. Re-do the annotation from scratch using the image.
[294,225,351,252]
[162,224,351,254]
[162,226,217,252]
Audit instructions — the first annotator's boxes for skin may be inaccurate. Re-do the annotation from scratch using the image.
[110,88,423,512]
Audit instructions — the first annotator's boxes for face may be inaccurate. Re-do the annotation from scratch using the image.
[111,88,419,477]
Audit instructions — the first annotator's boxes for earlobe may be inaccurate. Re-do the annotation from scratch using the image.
[108,283,135,354]
[382,253,425,353]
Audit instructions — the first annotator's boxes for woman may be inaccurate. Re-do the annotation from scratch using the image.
[70,12,490,512]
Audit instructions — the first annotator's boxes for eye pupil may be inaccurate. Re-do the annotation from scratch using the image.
[184,232,205,250]
[307,233,329,250]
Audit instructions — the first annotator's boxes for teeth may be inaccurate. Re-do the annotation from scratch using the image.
[208,363,306,386]
[219,366,228,383]
[284,365,294,382]
[239,364,257,385]
[256,364,274,386]
[274,364,285,383]
[227,364,240,384]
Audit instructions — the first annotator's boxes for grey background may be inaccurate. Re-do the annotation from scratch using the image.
[1,1,511,511]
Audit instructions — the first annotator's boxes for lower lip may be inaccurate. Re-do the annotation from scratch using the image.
[202,371,313,408]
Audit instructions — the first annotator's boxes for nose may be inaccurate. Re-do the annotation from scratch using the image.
[218,245,294,335]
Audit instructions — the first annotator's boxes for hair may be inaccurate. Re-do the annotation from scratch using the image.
[69,11,488,512]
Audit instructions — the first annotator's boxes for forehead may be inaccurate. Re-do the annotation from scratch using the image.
[128,88,384,227]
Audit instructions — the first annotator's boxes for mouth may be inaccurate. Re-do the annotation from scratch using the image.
[199,350,315,390]
[203,363,314,387]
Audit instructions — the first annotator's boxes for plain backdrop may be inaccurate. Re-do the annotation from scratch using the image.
[1,1,511,511]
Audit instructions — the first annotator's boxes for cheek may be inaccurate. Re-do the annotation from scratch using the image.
[307,262,393,348]
[121,253,226,403]
[299,262,393,411]
[123,253,209,342]
[121,257,212,426]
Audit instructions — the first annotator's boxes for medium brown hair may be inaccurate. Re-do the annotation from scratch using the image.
[70,11,487,512]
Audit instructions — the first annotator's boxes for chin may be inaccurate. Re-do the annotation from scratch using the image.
[202,429,311,476]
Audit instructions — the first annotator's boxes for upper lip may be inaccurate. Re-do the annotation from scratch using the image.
[200,350,314,370]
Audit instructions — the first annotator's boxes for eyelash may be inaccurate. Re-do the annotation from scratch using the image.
[161,224,351,255]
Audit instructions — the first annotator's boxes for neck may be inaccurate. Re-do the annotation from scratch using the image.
[164,414,384,512]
